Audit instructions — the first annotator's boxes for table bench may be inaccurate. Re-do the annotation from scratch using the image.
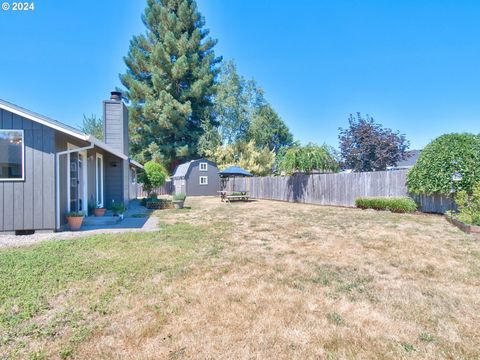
[219,191,250,202]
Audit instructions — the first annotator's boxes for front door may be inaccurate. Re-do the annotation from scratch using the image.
[68,150,87,213]
[69,152,79,212]
[96,154,104,208]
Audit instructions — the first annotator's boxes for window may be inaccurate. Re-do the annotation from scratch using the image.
[0,129,24,181]
[199,176,208,185]
[199,162,208,171]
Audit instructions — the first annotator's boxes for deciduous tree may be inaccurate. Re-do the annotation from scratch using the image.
[212,141,275,176]
[80,114,103,140]
[247,105,293,154]
[339,113,409,172]
[214,60,265,144]
[279,143,338,175]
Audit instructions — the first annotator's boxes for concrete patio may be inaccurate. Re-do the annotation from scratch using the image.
[0,200,161,249]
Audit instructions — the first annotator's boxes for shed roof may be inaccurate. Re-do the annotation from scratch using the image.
[219,166,253,177]
[171,159,218,178]
[172,161,191,178]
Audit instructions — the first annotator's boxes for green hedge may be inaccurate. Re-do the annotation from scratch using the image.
[355,197,417,213]
[407,133,480,195]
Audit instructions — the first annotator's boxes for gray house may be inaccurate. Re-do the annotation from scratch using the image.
[0,91,142,233]
[171,159,220,196]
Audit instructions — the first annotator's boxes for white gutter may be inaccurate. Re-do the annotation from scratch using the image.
[55,143,94,231]
[129,159,144,169]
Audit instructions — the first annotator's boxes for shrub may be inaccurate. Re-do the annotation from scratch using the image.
[65,211,85,217]
[451,183,480,225]
[355,197,417,213]
[173,193,186,201]
[407,133,480,195]
[140,161,167,195]
[146,198,174,209]
[109,201,125,215]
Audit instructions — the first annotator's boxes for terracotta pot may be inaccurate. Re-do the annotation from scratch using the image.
[173,201,184,209]
[67,216,84,231]
[94,208,106,217]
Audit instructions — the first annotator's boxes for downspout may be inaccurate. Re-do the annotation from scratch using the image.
[55,143,94,231]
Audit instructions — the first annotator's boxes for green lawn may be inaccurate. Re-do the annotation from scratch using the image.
[0,219,226,359]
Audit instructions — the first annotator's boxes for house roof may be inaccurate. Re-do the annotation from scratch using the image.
[0,98,143,169]
[219,166,253,177]
[394,150,422,168]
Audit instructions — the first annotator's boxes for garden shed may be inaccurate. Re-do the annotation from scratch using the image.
[171,159,220,196]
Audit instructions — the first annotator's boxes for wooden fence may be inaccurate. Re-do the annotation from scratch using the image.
[137,180,173,198]
[224,170,455,213]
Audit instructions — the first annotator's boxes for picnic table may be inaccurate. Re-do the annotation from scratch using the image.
[218,190,250,202]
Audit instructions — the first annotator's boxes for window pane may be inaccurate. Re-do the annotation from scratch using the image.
[97,157,102,204]
[0,130,23,179]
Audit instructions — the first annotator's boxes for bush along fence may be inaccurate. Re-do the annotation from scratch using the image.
[223,170,456,214]
[137,180,173,198]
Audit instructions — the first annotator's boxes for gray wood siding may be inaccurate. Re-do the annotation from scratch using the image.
[180,159,220,196]
[104,153,124,207]
[0,109,56,231]
[103,101,128,155]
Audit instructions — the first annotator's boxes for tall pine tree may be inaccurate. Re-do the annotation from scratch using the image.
[121,0,221,169]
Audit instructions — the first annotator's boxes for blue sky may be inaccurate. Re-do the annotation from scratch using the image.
[0,0,479,150]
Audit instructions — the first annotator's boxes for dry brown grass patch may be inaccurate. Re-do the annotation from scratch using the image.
[1,197,479,359]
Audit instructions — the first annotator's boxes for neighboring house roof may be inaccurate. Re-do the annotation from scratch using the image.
[219,166,253,177]
[0,98,143,169]
[389,150,422,169]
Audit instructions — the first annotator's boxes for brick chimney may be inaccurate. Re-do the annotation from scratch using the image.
[103,91,129,156]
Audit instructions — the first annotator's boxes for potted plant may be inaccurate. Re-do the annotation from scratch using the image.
[66,211,85,231]
[94,203,106,217]
[110,200,125,220]
[172,193,186,209]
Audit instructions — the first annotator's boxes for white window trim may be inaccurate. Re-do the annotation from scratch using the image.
[199,176,208,185]
[96,153,104,208]
[0,129,25,181]
[199,162,208,172]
